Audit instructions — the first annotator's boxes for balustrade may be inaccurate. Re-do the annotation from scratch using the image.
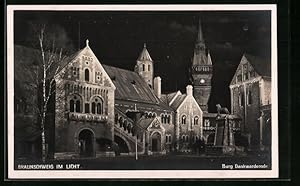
[68,112,108,122]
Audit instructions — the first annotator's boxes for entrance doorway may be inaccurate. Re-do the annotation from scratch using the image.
[78,129,94,157]
[151,132,161,152]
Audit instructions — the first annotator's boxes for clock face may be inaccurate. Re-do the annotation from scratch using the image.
[200,79,205,84]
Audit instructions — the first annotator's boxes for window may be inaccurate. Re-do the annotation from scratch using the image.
[142,64,145,71]
[250,70,255,78]
[181,115,186,124]
[194,116,199,125]
[85,69,90,81]
[166,135,172,143]
[167,115,171,124]
[239,93,245,107]
[243,64,248,81]
[69,95,81,113]
[148,64,151,71]
[204,119,210,127]
[70,100,75,112]
[237,74,242,82]
[161,115,165,123]
[85,103,90,113]
[91,97,103,114]
[247,90,252,105]
[75,100,80,112]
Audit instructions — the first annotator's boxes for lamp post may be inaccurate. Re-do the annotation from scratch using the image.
[135,135,138,160]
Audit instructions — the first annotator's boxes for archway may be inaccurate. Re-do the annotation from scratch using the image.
[151,132,161,152]
[114,135,130,155]
[78,129,94,157]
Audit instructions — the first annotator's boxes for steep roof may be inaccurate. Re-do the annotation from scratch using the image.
[169,94,187,110]
[244,53,271,77]
[103,64,159,104]
[136,117,156,130]
[160,91,179,105]
[137,43,153,61]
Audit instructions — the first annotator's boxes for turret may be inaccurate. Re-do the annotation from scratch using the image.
[134,43,154,88]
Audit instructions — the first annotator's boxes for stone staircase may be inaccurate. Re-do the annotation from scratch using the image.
[114,108,144,153]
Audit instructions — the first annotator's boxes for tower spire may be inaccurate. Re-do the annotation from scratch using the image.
[197,19,204,42]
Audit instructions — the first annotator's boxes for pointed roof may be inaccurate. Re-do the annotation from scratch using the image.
[137,43,153,61]
[244,53,271,77]
[169,94,187,110]
[207,50,213,65]
[137,117,156,130]
[197,19,204,42]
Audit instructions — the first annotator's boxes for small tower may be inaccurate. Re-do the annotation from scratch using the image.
[191,19,213,112]
[135,43,154,88]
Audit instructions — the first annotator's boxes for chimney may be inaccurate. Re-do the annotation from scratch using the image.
[154,76,161,99]
[186,85,193,96]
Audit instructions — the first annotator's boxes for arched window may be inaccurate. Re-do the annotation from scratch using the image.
[70,100,75,112]
[85,69,90,82]
[161,115,164,123]
[167,115,171,124]
[76,100,80,112]
[91,97,103,114]
[194,116,199,125]
[69,95,81,113]
[186,135,189,142]
[85,103,90,113]
[181,115,186,124]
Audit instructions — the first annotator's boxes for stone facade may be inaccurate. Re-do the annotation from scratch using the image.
[229,54,271,148]
[173,86,203,152]
[53,40,116,159]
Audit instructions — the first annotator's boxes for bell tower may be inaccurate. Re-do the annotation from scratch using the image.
[135,43,154,88]
[191,19,213,112]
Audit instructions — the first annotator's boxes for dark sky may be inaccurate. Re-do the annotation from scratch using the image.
[14,10,271,112]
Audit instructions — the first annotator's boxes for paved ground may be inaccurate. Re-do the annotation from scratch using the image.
[15,152,271,170]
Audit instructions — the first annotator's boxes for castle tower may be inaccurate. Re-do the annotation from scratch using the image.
[135,43,154,88]
[191,19,213,112]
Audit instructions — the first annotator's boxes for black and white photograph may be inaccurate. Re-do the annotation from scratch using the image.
[6,5,278,179]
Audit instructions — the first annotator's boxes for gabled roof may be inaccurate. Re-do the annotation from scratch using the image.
[169,94,187,110]
[103,65,159,104]
[137,117,156,130]
[137,43,153,61]
[244,53,271,77]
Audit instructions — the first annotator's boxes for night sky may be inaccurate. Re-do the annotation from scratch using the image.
[14,10,271,112]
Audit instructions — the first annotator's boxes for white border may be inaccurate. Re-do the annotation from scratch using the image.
[7,4,278,179]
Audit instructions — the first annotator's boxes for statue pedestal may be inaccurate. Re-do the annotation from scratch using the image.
[215,114,236,156]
